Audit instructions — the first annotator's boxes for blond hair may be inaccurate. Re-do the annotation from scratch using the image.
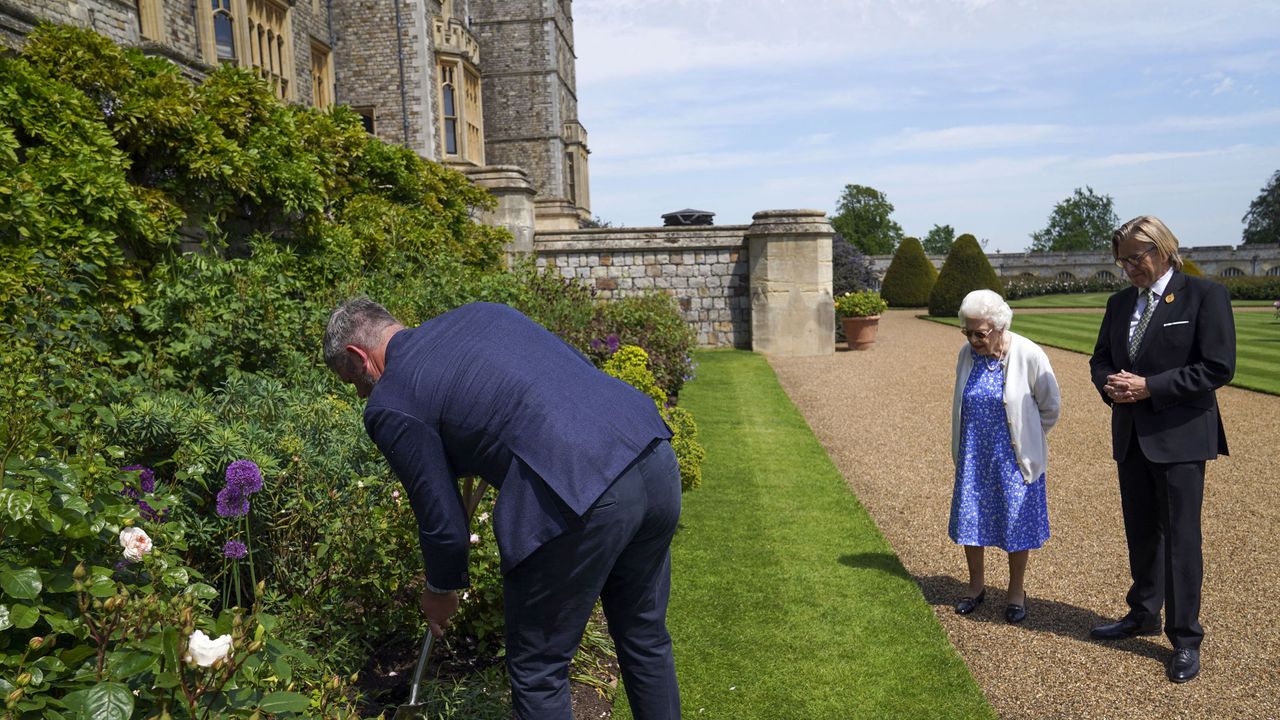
[1112,216,1183,271]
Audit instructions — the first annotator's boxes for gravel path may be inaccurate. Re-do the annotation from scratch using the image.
[768,309,1279,720]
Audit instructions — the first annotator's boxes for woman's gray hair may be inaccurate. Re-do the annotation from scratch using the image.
[323,298,400,371]
[958,289,1013,330]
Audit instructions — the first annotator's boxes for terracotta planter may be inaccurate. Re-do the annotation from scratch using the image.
[841,315,881,350]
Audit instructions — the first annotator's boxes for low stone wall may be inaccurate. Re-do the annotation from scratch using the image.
[534,226,752,348]
[868,243,1280,280]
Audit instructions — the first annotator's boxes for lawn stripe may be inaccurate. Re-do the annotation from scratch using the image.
[614,351,994,719]
[927,312,1279,396]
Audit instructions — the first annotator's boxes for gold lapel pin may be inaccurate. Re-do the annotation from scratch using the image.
[1164,293,1175,304]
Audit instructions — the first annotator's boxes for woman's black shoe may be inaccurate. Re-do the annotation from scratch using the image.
[1005,593,1027,624]
[955,590,986,615]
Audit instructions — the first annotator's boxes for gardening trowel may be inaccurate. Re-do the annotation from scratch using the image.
[391,630,434,719]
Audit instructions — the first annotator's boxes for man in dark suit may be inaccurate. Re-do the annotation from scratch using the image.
[323,298,682,719]
[1088,216,1235,684]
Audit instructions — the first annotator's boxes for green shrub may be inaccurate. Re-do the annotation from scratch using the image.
[928,234,1004,316]
[1214,275,1280,300]
[1002,274,1127,300]
[603,346,705,491]
[834,291,888,318]
[832,236,877,295]
[879,237,938,307]
[0,451,359,719]
[597,293,698,397]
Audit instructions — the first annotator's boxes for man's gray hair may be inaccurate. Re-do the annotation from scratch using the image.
[958,289,1013,331]
[323,298,400,371]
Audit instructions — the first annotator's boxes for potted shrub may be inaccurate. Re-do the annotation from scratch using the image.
[835,290,889,350]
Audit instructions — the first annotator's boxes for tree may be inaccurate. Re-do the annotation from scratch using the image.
[830,184,904,255]
[928,234,1003,317]
[1028,186,1119,252]
[880,237,937,307]
[1242,170,1280,245]
[921,224,956,255]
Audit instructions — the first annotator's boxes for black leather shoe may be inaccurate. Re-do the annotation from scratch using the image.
[955,590,985,615]
[1005,593,1027,624]
[1090,616,1160,640]
[1167,648,1200,683]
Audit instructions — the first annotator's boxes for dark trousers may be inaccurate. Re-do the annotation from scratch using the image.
[503,440,682,720]
[1117,429,1205,650]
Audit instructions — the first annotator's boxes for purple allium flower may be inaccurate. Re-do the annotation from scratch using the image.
[590,338,604,352]
[122,465,156,494]
[215,487,249,518]
[605,334,620,354]
[225,460,263,494]
[223,540,248,559]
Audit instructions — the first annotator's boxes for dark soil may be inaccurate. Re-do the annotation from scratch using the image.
[356,635,617,718]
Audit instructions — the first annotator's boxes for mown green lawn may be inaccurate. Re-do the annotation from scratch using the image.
[1009,293,1274,308]
[929,312,1280,396]
[614,351,995,720]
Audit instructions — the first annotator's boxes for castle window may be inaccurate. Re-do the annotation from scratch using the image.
[212,0,236,61]
[462,65,484,164]
[440,63,458,155]
[1220,267,1244,277]
[1266,266,1280,277]
[310,41,333,109]
[198,0,294,99]
[1093,270,1116,281]
[246,0,294,100]
[1056,271,1076,281]
[353,106,376,134]
[565,152,576,204]
[136,0,165,41]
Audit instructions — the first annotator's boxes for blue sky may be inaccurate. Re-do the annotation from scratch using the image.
[574,0,1280,253]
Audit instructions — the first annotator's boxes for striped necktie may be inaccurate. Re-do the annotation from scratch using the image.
[1128,288,1158,361]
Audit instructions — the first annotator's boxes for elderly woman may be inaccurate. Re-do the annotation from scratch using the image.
[950,289,1060,623]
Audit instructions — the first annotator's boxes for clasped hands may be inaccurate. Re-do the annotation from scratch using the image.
[1105,370,1149,404]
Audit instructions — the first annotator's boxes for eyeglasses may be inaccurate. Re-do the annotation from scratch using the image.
[960,328,998,340]
[1115,246,1157,268]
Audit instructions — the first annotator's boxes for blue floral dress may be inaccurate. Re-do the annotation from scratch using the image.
[949,348,1050,552]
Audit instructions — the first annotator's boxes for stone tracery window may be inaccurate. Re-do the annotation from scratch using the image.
[198,0,295,100]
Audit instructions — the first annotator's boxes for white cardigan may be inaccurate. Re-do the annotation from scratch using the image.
[951,331,1061,485]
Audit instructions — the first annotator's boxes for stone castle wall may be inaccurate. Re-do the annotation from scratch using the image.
[534,226,754,348]
[1,0,139,49]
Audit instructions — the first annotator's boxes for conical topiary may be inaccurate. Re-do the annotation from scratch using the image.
[1181,257,1203,276]
[879,236,938,307]
[928,233,1004,316]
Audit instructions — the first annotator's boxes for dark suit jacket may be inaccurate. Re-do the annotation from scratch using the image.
[1089,271,1235,463]
[363,303,672,590]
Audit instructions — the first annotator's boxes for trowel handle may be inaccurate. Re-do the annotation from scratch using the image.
[406,630,434,706]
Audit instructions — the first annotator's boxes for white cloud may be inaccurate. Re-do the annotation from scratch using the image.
[874,124,1079,154]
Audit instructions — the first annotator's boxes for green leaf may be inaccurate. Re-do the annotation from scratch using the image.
[0,604,11,631]
[257,691,310,713]
[186,582,217,600]
[1,488,35,520]
[1,567,42,599]
[153,671,180,689]
[9,603,38,628]
[88,579,117,598]
[161,567,188,586]
[161,627,179,668]
[63,682,133,720]
[107,649,158,679]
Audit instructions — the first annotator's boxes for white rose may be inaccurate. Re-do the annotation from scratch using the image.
[185,630,232,667]
[470,533,480,544]
[119,527,153,562]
